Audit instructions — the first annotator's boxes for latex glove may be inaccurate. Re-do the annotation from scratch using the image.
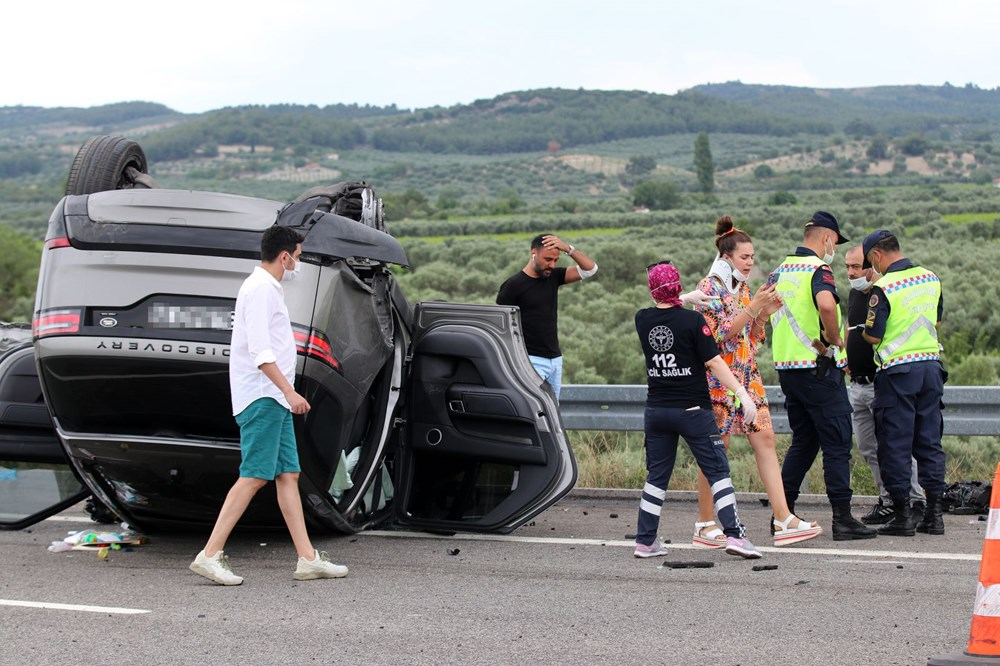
[680,289,716,308]
[734,387,757,425]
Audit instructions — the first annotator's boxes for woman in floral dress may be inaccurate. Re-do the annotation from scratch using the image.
[691,215,822,547]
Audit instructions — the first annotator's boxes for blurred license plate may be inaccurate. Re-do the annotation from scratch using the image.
[148,304,234,330]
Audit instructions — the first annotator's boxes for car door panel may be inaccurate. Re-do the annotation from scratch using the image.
[395,302,576,534]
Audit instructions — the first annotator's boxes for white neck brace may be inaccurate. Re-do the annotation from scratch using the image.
[708,255,744,294]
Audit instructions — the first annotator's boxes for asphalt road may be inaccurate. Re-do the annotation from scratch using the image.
[0,491,985,666]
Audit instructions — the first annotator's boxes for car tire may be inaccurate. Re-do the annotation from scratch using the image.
[66,135,157,195]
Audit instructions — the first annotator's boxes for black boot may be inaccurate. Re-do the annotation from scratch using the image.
[877,495,916,536]
[832,502,878,541]
[915,494,944,535]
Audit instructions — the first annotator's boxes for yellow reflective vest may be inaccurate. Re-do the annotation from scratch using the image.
[871,266,941,369]
[770,254,847,370]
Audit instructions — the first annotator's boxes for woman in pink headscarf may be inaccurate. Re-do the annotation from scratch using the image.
[631,260,762,560]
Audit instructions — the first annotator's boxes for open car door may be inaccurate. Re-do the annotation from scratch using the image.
[0,332,88,530]
[394,302,577,534]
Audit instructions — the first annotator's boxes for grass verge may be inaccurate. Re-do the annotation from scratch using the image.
[571,431,1000,495]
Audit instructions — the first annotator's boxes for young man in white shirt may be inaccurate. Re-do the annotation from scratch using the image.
[190,225,348,585]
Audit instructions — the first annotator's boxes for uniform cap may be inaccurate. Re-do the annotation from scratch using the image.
[805,211,849,244]
[862,229,895,269]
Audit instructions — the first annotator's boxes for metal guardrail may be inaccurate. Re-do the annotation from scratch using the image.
[559,385,1000,436]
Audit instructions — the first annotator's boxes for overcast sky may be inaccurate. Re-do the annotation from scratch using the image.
[4,0,999,114]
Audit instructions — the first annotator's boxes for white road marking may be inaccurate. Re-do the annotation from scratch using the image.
[44,515,96,523]
[364,530,981,562]
[0,599,151,614]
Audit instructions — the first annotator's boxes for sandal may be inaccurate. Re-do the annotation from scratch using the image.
[772,514,822,546]
[692,520,726,549]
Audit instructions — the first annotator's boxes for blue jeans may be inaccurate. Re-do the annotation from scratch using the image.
[528,355,563,400]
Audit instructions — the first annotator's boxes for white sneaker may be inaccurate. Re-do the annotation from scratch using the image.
[189,549,243,586]
[293,550,348,580]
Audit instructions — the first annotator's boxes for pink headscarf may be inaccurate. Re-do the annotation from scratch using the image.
[648,261,683,307]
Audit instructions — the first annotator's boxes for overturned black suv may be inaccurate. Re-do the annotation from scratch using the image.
[0,135,576,533]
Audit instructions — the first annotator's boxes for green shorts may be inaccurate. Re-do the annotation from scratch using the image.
[236,397,300,480]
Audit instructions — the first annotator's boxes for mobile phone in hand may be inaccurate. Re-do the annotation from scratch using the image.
[766,271,779,287]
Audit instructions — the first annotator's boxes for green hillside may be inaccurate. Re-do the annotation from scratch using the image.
[691,81,1000,136]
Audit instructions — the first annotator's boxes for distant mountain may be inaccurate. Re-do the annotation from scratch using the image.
[367,88,833,154]
[0,102,179,130]
[2,84,997,161]
[689,81,1000,135]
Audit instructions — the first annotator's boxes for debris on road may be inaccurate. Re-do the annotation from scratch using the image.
[658,561,714,569]
[47,528,148,554]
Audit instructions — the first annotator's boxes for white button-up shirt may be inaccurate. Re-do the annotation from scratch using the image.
[229,266,297,415]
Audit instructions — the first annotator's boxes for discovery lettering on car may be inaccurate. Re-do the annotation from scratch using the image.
[93,338,230,358]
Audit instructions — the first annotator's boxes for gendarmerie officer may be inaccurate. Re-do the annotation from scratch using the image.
[844,245,925,525]
[769,211,875,540]
[861,229,946,536]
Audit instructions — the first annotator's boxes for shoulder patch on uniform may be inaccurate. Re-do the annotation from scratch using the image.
[702,325,712,337]
[820,270,836,286]
[868,293,879,308]
[865,309,876,328]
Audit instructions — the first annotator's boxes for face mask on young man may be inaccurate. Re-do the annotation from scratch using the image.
[822,235,836,265]
[282,253,302,282]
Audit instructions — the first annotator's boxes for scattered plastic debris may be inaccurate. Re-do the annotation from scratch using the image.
[752,564,778,572]
[447,548,460,556]
[47,528,148,554]
[658,561,714,569]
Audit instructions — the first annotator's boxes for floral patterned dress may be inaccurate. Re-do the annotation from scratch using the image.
[695,275,772,435]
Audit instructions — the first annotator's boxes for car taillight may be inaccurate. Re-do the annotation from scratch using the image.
[33,308,83,338]
[292,325,342,373]
[44,237,71,250]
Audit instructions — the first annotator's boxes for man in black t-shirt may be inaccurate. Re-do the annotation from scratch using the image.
[496,234,597,400]
[844,246,925,525]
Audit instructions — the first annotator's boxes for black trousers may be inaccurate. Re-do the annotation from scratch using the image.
[873,361,946,496]
[777,368,854,505]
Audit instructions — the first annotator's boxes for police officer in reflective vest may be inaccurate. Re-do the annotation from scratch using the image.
[861,229,946,536]
[770,212,876,540]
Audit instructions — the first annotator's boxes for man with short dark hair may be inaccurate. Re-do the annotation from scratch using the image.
[769,211,875,540]
[497,234,597,400]
[862,229,946,536]
[190,224,349,585]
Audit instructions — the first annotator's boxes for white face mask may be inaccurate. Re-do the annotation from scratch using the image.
[282,255,301,282]
[822,237,836,265]
[848,275,872,291]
